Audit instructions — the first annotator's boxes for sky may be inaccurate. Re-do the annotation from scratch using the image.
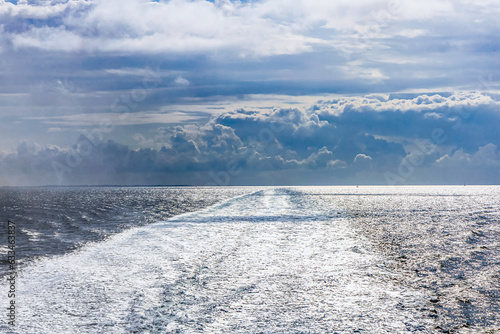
[0,0,500,186]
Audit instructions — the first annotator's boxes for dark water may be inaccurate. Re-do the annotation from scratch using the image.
[0,186,253,277]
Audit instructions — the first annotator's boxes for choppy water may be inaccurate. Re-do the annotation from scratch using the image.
[0,186,499,333]
[0,186,252,277]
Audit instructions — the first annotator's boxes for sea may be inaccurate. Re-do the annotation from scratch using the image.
[0,186,498,333]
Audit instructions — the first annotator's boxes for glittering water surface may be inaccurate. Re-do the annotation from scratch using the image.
[0,186,499,333]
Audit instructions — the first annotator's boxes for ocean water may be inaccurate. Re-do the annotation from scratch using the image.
[0,186,499,333]
[0,186,252,278]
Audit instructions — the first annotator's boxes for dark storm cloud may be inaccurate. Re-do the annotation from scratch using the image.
[2,92,500,186]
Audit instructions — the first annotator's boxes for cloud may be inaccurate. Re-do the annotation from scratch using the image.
[3,92,500,185]
[354,153,373,164]
[25,111,206,126]
[436,143,500,168]
[174,76,190,86]
[2,0,500,140]
[313,92,500,153]
[1,0,499,187]
[2,0,318,56]
[2,0,500,71]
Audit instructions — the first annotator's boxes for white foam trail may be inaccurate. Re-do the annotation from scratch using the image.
[0,188,432,333]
